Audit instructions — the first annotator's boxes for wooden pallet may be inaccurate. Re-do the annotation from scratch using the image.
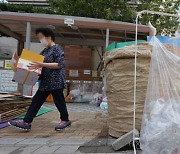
[0,98,31,123]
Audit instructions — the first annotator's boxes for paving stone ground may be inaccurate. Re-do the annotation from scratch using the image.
[0,103,137,154]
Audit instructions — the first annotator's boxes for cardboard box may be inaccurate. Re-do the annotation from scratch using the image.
[12,49,44,86]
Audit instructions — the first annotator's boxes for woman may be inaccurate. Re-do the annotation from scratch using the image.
[9,28,71,131]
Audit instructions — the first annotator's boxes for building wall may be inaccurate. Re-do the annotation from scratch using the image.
[29,42,101,71]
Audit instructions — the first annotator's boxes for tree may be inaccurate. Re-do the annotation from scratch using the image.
[49,0,180,35]
[50,0,135,22]
[0,3,55,14]
[137,0,180,36]
[0,0,135,22]
[0,0,179,36]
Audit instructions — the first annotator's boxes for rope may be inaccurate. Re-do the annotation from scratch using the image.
[134,10,180,154]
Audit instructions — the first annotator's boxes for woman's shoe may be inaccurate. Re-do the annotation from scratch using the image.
[55,121,71,131]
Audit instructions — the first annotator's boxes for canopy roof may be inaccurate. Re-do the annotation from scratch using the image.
[0,11,150,46]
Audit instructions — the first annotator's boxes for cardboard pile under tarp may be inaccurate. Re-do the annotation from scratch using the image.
[104,43,151,138]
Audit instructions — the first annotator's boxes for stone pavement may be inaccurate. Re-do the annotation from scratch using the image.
[0,138,140,154]
[44,103,104,113]
[0,103,137,154]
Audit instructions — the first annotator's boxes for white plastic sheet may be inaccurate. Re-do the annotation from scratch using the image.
[140,32,180,154]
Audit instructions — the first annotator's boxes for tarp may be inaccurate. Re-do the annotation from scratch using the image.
[18,108,52,119]
[106,40,146,52]
[147,36,180,46]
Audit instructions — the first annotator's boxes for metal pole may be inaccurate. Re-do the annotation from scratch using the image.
[25,22,31,50]
[24,22,31,96]
[17,40,24,56]
[106,28,109,48]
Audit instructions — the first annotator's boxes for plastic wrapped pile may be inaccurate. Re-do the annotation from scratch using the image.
[140,33,180,153]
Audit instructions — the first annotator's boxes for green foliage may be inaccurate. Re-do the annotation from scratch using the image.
[137,0,180,36]
[49,0,135,22]
[0,0,179,36]
[0,3,54,14]
[0,0,135,23]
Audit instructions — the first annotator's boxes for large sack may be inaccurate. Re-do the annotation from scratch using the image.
[104,43,151,138]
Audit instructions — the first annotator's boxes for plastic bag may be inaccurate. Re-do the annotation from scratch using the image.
[100,97,108,111]
[69,80,103,103]
[140,31,180,153]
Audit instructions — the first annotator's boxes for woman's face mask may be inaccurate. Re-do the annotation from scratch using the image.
[40,37,49,47]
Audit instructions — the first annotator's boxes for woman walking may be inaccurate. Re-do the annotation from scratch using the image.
[9,28,71,131]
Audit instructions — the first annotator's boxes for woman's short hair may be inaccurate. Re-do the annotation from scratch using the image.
[35,27,55,41]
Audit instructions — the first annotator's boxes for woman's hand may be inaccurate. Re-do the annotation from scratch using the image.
[13,52,19,61]
[28,62,43,70]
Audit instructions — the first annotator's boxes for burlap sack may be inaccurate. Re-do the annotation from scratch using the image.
[104,43,151,138]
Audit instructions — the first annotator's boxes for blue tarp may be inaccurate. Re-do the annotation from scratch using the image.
[147,36,180,47]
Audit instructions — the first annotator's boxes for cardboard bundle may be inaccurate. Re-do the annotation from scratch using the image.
[104,43,151,138]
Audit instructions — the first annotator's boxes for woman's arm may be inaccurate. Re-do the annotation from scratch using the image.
[29,62,60,70]
[41,62,60,69]
[29,46,65,70]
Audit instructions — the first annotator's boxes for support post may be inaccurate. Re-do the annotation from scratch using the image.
[125,30,127,42]
[17,40,24,56]
[23,21,32,96]
[17,40,24,94]
[106,28,109,48]
[25,22,31,50]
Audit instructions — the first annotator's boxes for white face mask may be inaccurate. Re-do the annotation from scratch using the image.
[40,38,48,47]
